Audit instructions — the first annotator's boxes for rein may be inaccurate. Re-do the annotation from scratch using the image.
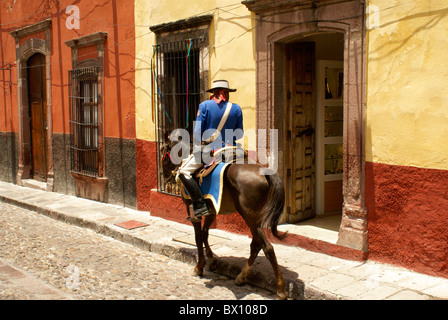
[162,149,179,182]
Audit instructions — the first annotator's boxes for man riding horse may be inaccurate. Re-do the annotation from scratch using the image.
[177,80,243,221]
[163,80,288,299]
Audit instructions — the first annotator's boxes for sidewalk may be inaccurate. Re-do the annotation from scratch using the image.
[0,181,447,300]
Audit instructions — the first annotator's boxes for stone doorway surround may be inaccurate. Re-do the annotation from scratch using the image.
[10,19,54,192]
[243,0,368,252]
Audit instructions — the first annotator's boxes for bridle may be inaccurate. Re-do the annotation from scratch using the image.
[161,144,178,182]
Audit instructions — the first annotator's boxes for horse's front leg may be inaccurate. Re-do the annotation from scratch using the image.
[185,202,206,276]
[202,214,217,271]
[192,219,206,276]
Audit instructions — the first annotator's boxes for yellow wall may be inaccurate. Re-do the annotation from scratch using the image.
[366,0,448,170]
[134,0,256,142]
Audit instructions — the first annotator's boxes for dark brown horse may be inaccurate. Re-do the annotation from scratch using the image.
[161,131,288,299]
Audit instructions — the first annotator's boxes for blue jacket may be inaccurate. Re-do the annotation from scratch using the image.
[193,99,243,149]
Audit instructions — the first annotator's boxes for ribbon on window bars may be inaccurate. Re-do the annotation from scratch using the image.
[185,38,193,129]
[152,44,172,124]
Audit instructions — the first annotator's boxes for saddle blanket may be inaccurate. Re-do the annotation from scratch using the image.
[182,162,232,214]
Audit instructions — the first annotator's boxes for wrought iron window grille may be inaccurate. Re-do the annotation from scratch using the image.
[153,38,204,195]
[68,66,102,177]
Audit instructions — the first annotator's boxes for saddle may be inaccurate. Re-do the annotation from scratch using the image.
[178,146,246,215]
[194,146,247,184]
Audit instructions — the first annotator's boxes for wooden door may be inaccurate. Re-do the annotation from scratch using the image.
[284,42,316,223]
[27,53,47,181]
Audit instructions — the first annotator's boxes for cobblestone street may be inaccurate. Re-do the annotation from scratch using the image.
[0,202,276,300]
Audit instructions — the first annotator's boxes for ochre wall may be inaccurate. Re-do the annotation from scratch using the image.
[366,0,448,169]
[134,0,256,231]
[134,0,256,143]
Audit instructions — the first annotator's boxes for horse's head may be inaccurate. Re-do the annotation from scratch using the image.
[160,129,191,180]
[160,131,178,181]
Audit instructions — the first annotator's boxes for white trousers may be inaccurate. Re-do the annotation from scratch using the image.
[177,154,202,180]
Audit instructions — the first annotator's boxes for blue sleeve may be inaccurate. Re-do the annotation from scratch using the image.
[237,106,243,132]
[234,105,244,141]
[193,102,207,144]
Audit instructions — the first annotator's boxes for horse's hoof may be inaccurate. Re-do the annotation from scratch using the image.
[277,291,288,300]
[234,274,246,286]
[193,267,203,277]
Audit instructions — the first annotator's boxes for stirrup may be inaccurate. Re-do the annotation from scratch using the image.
[186,212,211,221]
[186,210,211,221]
[186,203,211,221]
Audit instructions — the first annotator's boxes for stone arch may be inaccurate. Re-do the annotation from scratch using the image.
[11,21,53,191]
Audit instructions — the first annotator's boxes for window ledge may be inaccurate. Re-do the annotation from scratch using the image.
[71,172,108,202]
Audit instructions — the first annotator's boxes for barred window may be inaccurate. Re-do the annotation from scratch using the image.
[68,67,101,177]
[153,37,208,194]
[155,40,201,132]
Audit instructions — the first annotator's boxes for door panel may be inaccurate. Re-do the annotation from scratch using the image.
[27,53,47,181]
[285,42,316,223]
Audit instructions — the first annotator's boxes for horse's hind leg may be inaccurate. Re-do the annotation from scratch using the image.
[235,236,262,286]
[236,227,287,299]
[258,228,287,300]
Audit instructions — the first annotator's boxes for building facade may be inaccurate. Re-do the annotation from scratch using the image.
[0,0,137,208]
[1,0,448,279]
[134,0,258,233]
[365,0,448,277]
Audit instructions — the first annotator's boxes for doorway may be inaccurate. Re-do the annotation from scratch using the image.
[27,53,48,182]
[282,33,344,243]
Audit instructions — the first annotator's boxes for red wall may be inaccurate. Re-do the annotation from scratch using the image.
[366,161,448,277]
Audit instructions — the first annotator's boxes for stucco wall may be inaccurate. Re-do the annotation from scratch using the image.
[0,1,136,138]
[366,0,448,170]
[134,0,256,230]
[0,1,136,206]
[134,0,256,143]
[366,0,448,277]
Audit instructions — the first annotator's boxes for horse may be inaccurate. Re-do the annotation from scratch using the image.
[161,130,288,300]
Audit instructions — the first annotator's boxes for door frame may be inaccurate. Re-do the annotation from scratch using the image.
[315,60,344,215]
[11,19,54,191]
[244,0,368,252]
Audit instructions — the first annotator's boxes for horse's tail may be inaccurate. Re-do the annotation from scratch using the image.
[261,172,287,240]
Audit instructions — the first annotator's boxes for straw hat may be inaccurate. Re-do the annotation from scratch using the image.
[206,80,237,92]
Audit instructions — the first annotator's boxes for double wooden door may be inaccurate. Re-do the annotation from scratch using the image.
[284,42,316,223]
[27,53,47,181]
